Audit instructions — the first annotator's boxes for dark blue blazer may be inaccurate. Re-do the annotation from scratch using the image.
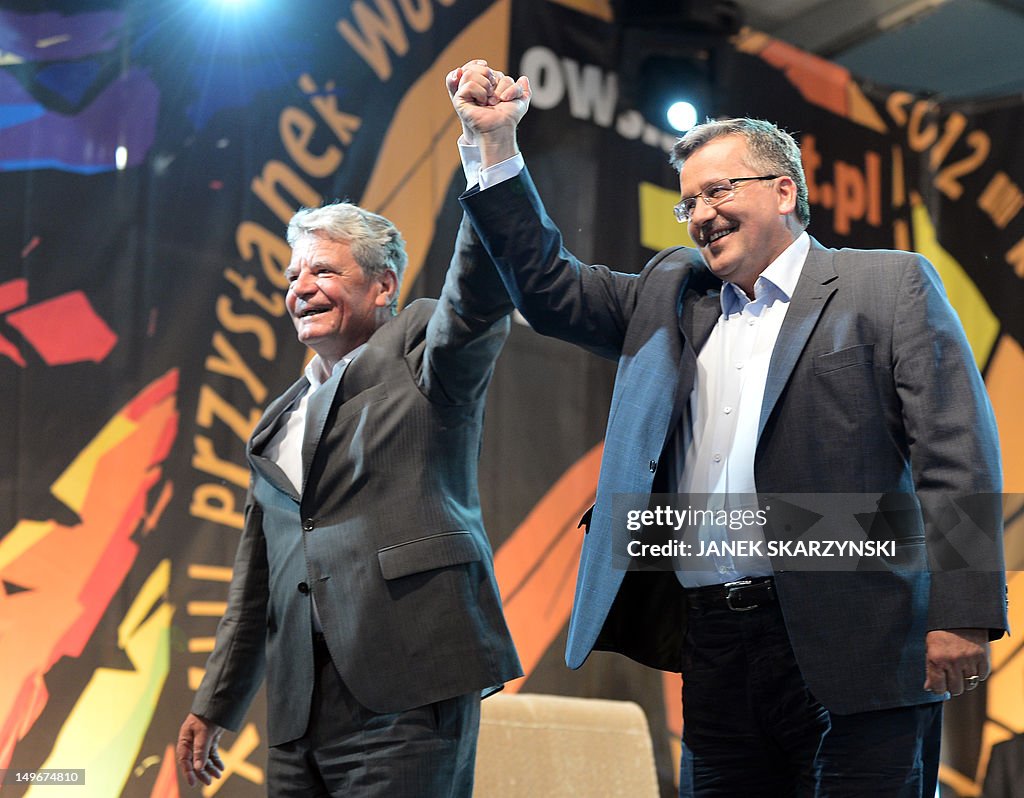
[462,168,1007,715]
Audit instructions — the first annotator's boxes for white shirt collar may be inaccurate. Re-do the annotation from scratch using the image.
[303,343,367,390]
[721,231,810,316]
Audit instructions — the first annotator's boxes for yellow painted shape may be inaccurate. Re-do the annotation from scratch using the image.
[988,569,1024,731]
[984,335,1024,493]
[548,0,612,22]
[639,181,695,252]
[27,561,173,798]
[910,202,999,369]
[36,35,72,48]
[976,566,1024,787]
[187,564,233,582]
[359,0,511,308]
[201,722,265,795]
[117,559,170,648]
[846,82,888,134]
[0,520,53,573]
[189,638,216,654]
[937,763,979,797]
[187,601,228,617]
[50,414,136,514]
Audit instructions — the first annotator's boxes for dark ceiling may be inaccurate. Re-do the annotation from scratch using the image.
[736,0,1024,103]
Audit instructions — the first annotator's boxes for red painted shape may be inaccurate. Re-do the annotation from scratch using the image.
[149,744,181,798]
[0,279,28,314]
[20,236,40,259]
[125,368,179,421]
[6,291,117,365]
[0,333,26,366]
[0,370,180,769]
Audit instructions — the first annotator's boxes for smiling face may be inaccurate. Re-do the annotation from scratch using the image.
[284,232,397,368]
[680,134,801,297]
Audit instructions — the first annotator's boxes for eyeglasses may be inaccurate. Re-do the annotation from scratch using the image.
[673,175,780,223]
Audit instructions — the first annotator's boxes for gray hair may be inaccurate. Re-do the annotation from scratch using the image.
[287,202,407,311]
[670,118,810,228]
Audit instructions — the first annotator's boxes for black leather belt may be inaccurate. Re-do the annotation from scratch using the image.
[685,576,776,612]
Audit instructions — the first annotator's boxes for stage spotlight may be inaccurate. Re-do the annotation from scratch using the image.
[614,1,741,133]
[667,100,698,132]
[631,50,713,133]
[202,0,266,14]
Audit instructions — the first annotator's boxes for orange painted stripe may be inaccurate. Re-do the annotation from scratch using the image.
[149,745,180,798]
[493,443,603,686]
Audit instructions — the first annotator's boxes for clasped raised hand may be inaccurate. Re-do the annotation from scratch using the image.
[446,59,531,163]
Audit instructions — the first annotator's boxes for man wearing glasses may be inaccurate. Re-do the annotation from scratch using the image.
[448,61,1007,796]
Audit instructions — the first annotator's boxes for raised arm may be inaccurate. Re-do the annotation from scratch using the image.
[448,60,674,360]
[419,212,513,405]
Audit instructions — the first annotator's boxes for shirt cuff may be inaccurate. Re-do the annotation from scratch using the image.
[458,136,525,190]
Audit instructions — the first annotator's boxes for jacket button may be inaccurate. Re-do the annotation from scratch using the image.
[649,460,657,473]
[297,582,310,594]
[302,518,315,531]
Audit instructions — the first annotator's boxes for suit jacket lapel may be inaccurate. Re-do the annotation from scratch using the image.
[683,289,722,352]
[758,241,838,439]
[674,289,722,427]
[300,362,347,492]
[248,376,309,500]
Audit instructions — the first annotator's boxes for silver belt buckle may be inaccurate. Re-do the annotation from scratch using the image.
[724,578,757,612]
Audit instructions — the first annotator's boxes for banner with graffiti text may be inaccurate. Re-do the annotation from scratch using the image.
[1,1,1020,795]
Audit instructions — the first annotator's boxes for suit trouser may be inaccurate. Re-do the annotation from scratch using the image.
[267,633,481,797]
[677,597,942,797]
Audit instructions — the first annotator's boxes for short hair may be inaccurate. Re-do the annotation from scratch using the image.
[286,202,408,310]
[670,118,811,228]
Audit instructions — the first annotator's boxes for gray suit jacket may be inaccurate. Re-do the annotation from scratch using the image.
[192,216,522,746]
[462,168,1006,715]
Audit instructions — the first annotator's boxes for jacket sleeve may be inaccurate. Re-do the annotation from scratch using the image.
[190,496,269,730]
[460,167,652,361]
[892,253,1008,637]
[417,212,513,405]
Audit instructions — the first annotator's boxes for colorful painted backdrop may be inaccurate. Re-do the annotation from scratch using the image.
[1,1,1021,795]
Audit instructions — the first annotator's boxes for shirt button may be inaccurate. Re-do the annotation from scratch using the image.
[736,362,744,370]
[297,582,310,594]
[748,318,756,326]
[713,453,722,463]
[723,406,732,414]
[303,518,315,531]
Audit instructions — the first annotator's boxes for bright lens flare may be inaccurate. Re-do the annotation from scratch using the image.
[667,101,698,133]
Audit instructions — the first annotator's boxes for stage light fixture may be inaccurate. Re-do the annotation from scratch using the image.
[667,100,698,132]
[614,1,741,133]
[205,0,263,12]
[628,47,715,133]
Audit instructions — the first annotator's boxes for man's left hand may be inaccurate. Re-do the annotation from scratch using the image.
[924,628,990,696]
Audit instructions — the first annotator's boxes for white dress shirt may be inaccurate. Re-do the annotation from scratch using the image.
[262,345,365,629]
[458,138,811,587]
[676,233,809,586]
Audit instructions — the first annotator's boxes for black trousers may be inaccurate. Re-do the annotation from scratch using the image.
[678,600,942,797]
[267,633,481,797]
